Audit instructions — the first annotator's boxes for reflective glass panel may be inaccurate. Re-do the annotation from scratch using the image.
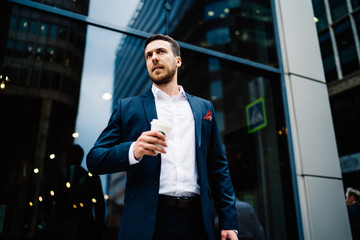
[27,0,278,67]
[312,0,329,31]
[352,0,360,10]
[180,50,297,240]
[331,86,360,157]
[0,3,89,239]
[0,1,297,240]
[329,0,349,21]
[318,30,338,82]
[355,12,360,46]
[171,0,278,67]
[334,18,360,76]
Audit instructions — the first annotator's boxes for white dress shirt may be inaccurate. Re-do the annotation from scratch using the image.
[129,85,200,196]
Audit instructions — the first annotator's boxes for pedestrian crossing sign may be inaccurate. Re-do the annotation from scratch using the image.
[246,97,267,134]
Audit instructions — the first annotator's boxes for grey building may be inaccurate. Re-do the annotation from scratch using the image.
[312,0,360,190]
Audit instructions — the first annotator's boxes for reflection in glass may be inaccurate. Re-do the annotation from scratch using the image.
[171,0,278,67]
[355,12,360,45]
[330,85,360,157]
[328,0,349,21]
[19,18,29,32]
[39,23,48,36]
[312,0,329,31]
[334,18,359,76]
[29,20,37,34]
[118,0,277,67]
[184,50,297,239]
[0,3,88,239]
[179,50,297,240]
[318,30,338,82]
[352,0,360,10]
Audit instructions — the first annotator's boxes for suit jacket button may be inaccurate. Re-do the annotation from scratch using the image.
[155,179,159,185]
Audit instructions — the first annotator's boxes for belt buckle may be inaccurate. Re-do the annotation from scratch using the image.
[176,196,192,208]
[177,196,190,201]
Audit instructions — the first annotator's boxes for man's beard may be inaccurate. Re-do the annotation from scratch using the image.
[150,67,176,85]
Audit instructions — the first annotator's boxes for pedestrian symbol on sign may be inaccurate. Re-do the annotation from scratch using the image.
[246,97,267,133]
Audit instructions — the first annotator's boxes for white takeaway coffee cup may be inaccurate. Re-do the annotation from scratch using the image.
[151,119,172,152]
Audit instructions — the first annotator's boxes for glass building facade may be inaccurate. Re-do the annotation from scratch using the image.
[0,0,351,239]
[312,0,360,192]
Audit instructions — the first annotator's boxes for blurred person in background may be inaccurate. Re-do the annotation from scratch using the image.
[53,144,105,240]
[346,187,360,240]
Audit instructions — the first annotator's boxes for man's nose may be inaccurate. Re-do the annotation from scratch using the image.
[151,53,159,62]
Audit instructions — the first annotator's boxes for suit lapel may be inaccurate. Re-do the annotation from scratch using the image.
[186,92,202,148]
[141,90,158,128]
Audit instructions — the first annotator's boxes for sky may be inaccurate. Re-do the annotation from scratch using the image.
[74,0,140,191]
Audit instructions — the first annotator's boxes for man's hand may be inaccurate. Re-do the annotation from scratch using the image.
[133,131,167,160]
[221,230,238,240]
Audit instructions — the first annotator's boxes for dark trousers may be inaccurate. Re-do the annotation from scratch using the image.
[153,195,208,240]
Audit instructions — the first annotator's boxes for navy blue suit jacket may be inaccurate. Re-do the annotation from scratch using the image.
[86,90,238,240]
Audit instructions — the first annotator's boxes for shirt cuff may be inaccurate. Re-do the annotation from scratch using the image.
[128,142,141,165]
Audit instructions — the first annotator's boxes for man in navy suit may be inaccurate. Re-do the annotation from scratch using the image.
[87,34,238,240]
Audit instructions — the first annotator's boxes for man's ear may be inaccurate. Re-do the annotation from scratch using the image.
[176,56,182,68]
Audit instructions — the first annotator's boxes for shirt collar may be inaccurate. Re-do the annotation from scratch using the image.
[151,84,187,100]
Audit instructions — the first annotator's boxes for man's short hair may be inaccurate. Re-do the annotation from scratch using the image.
[144,34,181,57]
[347,187,360,202]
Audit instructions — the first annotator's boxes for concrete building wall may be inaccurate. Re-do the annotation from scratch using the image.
[274,0,352,238]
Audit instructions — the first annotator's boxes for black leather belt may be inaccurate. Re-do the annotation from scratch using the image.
[158,194,200,209]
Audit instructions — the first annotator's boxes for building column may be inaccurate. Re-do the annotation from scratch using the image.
[274,0,352,239]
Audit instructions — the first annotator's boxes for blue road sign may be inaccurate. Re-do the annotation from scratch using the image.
[246,97,267,133]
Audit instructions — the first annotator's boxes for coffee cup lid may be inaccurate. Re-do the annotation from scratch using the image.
[151,119,172,128]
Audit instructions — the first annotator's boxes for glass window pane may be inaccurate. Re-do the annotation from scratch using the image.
[355,12,360,45]
[1,11,87,238]
[19,18,29,32]
[58,26,68,40]
[10,16,17,30]
[312,0,329,31]
[39,22,48,36]
[331,85,360,157]
[352,0,360,10]
[6,39,14,54]
[49,24,58,38]
[14,41,25,57]
[180,50,297,239]
[334,18,360,76]
[25,43,34,59]
[1,1,297,240]
[29,20,37,34]
[318,30,338,82]
[170,0,278,67]
[329,0,349,21]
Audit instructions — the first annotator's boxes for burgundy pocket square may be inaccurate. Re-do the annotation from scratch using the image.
[203,110,213,121]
